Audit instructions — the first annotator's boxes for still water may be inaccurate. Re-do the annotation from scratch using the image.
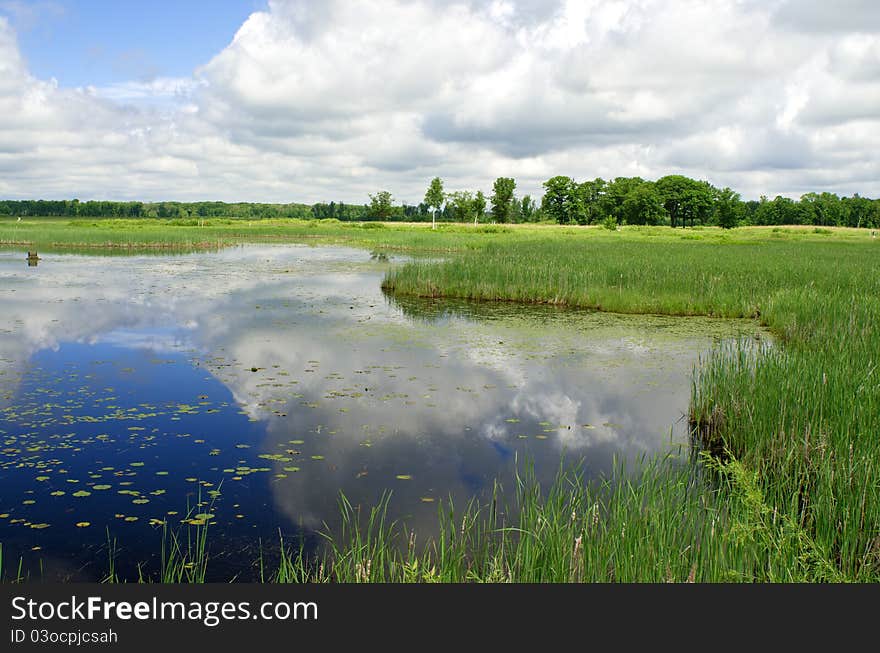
[0,245,761,580]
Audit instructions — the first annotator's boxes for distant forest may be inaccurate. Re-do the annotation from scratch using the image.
[2,173,878,228]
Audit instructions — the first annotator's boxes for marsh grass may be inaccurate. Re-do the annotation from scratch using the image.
[102,494,215,584]
[0,543,26,583]
[2,219,872,254]
[251,455,850,583]
[0,217,538,253]
[384,230,880,582]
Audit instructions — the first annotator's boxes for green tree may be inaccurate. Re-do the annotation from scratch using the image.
[424,177,445,229]
[656,175,715,228]
[715,187,743,229]
[842,194,876,228]
[491,177,516,223]
[621,183,665,225]
[600,177,645,224]
[755,195,806,225]
[576,178,606,224]
[473,191,487,225]
[447,190,474,222]
[541,176,576,224]
[602,177,644,225]
[368,190,394,221]
[520,195,537,222]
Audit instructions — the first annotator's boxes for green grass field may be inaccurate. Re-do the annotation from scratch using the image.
[2,218,878,582]
[1,216,872,253]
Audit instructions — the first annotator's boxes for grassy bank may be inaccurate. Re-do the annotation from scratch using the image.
[1,217,872,254]
[0,217,532,253]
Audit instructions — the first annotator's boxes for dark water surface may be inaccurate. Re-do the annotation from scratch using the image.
[0,245,762,580]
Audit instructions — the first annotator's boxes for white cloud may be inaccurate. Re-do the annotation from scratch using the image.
[0,1,879,203]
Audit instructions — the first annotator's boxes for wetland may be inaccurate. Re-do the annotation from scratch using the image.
[0,244,760,581]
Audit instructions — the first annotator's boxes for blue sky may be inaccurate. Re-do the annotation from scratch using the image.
[0,0,265,86]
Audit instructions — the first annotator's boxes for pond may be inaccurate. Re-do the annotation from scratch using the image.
[0,244,763,580]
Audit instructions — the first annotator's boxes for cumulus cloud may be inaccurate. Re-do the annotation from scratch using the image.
[0,1,879,202]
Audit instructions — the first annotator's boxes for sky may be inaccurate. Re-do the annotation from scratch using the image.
[0,0,879,204]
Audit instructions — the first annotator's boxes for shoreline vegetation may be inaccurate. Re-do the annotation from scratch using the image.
[1,220,878,582]
[0,217,874,252]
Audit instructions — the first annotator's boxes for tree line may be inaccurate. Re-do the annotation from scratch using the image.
[2,175,879,228]
[406,174,879,228]
[536,175,880,229]
[0,199,314,220]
